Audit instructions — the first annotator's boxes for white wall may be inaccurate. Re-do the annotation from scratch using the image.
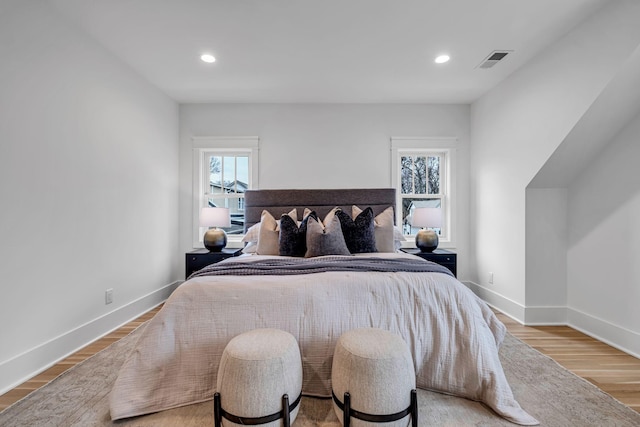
[524,188,568,323]
[567,112,640,356]
[469,0,640,319]
[524,38,640,328]
[0,1,180,393]
[179,103,470,277]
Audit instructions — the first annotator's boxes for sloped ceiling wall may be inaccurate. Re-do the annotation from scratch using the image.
[565,110,640,356]
[470,0,640,322]
[529,44,640,188]
[524,32,640,355]
[499,0,640,357]
[524,40,640,317]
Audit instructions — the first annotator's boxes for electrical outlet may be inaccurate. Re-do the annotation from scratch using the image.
[105,288,113,305]
[489,272,494,284]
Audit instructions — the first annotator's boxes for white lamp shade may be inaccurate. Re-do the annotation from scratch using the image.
[411,207,442,228]
[200,207,231,228]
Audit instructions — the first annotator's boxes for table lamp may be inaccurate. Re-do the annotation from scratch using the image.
[200,207,231,252]
[411,207,442,252]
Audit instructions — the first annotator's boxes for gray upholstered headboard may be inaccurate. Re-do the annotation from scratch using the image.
[244,188,396,231]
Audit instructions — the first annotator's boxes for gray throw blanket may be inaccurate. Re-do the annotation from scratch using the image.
[188,255,453,279]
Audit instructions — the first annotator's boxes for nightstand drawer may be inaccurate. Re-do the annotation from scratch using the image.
[400,248,457,278]
[185,248,242,279]
[187,256,217,273]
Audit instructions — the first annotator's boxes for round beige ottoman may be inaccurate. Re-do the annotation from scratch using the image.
[331,328,417,427]
[214,328,303,427]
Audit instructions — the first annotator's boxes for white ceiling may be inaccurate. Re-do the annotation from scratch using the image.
[50,0,608,104]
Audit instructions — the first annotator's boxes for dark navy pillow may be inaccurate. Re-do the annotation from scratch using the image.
[279,211,316,257]
[336,207,377,253]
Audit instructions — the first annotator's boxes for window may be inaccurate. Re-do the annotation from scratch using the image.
[193,137,259,247]
[391,137,456,244]
[204,154,249,234]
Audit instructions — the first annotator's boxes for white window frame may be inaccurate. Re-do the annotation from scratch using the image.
[391,137,457,247]
[192,136,259,248]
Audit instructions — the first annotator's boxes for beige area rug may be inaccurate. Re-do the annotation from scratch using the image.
[1,324,639,427]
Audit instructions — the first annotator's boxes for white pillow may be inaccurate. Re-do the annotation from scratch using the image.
[393,226,406,250]
[241,241,257,254]
[241,223,261,243]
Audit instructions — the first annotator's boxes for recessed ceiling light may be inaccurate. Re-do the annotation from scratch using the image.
[435,55,450,64]
[201,54,216,63]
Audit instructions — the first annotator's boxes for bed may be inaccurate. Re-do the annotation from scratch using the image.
[109,188,538,425]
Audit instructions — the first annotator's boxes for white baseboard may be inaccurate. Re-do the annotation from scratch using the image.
[523,305,567,325]
[465,281,639,358]
[0,280,181,396]
[567,307,640,359]
[464,281,526,323]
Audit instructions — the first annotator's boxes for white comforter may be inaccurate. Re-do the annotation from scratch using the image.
[109,252,538,425]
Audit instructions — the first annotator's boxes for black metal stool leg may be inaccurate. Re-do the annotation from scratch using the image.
[214,392,222,427]
[282,394,291,427]
[214,391,302,426]
[343,392,351,427]
[411,389,418,427]
[333,388,417,426]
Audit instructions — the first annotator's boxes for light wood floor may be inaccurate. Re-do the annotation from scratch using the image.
[1,306,639,413]
[0,306,160,412]
[495,311,640,412]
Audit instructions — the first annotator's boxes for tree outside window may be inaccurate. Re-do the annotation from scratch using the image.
[399,153,445,237]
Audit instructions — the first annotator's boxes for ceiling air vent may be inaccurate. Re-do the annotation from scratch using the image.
[477,50,512,69]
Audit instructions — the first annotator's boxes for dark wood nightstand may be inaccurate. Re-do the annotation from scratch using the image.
[401,248,457,277]
[185,248,242,279]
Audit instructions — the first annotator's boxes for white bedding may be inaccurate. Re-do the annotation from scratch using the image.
[109,252,538,425]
